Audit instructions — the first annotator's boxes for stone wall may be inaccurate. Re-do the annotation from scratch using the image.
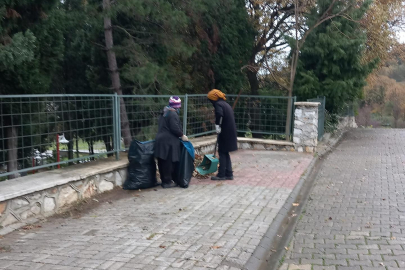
[0,167,127,232]
[192,136,295,155]
[237,138,294,151]
[293,102,320,153]
[338,116,358,130]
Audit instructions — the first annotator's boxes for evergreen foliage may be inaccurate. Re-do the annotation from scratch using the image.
[294,0,378,112]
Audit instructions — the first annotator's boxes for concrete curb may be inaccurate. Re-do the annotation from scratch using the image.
[244,130,347,270]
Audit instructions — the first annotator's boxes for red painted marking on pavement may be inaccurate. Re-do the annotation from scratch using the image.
[192,150,313,189]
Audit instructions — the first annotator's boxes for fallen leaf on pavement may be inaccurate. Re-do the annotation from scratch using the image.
[21,224,42,231]
[284,247,289,251]
[211,246,222,249]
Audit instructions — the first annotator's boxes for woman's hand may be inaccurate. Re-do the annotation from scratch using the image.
[215,125,221,134]
[181,135,189,142]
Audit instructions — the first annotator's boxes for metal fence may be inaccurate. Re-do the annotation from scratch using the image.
[0,94,295,179]
[307,96,326,140]
[339,102,355,117]
[229,95,294,137]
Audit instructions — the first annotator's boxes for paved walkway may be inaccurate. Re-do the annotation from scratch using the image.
[0,150,312,270]
[281,129,405,270]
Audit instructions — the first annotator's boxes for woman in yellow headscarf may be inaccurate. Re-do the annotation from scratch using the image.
[207,89,237,180]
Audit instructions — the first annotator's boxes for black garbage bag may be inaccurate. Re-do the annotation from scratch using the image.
[173,141,195,188]
[123,140,157,190]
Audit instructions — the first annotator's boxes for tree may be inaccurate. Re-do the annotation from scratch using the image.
[103,0,132,148]
[245,0,309,95]
[0,0,63,178]
[361,0,405,66]
[293,0,377,113]
[387,89,403,128]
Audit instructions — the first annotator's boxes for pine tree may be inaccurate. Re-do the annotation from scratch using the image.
[294,0,377,112]
[0,0,64,178]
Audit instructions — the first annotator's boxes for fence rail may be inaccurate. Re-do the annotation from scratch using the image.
[0,94,295,179]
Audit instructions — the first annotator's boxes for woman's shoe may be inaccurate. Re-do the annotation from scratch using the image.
[162,182,178,188]
[211,176,227,180]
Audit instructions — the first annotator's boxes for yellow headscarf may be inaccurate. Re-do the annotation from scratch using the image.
[207,89,226,101]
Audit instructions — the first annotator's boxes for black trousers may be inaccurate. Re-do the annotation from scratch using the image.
[157,158,178,185]
[217,151,233,178]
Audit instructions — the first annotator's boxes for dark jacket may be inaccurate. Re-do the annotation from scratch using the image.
[154,107,183,162]
[213,99,238,153]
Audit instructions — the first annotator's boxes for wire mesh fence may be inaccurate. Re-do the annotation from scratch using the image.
[228,95,293,138]
[122,95,185,147]
[339,102,355,117]
[0,93,295,179]
[186,95,216,138]
[0,95,115,179]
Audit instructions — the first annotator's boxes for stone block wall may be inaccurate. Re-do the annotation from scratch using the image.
[237,138,295,151]
[0,168,127,230]
[293,102,320,153]
[338,116,358,130]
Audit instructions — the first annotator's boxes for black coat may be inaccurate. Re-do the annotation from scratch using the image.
[154,108,183,162]
[213,99,238,153]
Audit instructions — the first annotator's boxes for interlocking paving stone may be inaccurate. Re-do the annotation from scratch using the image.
[281,129,405,270]
[0,150,312,269]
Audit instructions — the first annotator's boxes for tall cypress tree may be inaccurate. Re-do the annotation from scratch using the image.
[294,0,377,112]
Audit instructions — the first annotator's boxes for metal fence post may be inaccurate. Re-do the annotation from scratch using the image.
[114,93,120,160]
[183,94,188,135]
[290,96,296,141]
[112,95,117,159]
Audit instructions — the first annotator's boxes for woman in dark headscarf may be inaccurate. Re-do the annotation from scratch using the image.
[154,96,188,188]
[207,89,237,180]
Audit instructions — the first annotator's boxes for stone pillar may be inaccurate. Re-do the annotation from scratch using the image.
[293,102,320,153]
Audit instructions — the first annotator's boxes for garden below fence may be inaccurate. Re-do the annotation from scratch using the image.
[0,94,295,179]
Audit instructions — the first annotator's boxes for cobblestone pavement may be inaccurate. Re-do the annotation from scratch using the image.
[281,129,405,270]
[0,150,312,270]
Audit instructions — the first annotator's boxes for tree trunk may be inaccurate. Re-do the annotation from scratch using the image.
[103,135,113,157]
[6,126,18,179]
[65,132,74,164]
[246,68,259,95]
[75,132,79,159]
[284,55,296,140]
[246,65,263,138]
[103,0,132,148]
[88,140,95,160]
[285,47,299,140]
[285,93,293,139]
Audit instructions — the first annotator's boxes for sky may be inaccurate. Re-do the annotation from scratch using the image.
[399,30,405,43]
